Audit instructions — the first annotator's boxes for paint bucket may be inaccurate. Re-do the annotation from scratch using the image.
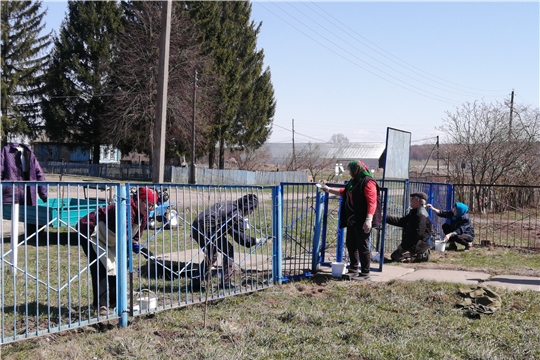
[331,262,346,278]
[434,240,446,252]
[133,289,157,311]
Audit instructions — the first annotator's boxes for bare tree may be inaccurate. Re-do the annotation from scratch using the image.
[284,143,336,181]
[229,147,271,171]
[329,133,349,144]
[438,100,540,211]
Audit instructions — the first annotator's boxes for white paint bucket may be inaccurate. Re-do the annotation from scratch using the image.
[133,289,157,311]
[331,262,346,278]
[434,241,446,252]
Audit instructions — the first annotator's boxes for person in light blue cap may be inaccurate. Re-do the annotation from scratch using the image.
[427,202,475,251]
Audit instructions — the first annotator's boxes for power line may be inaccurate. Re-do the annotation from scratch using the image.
[283,1,499,99]
[259,2,461,105]
[273,123,327,142]
[306,1,507,94]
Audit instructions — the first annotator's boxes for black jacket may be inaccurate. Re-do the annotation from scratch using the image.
[386,206,432,250]
[192,194,258,247]
[339,176,381,229]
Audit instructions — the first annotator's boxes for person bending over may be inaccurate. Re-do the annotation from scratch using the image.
[192,194,262,287]
[77,187,157,315]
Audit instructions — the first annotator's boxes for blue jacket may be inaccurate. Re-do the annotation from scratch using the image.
[437,202,475,238]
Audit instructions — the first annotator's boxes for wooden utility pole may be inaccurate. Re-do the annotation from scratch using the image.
[509,90,514,138]
[152,0,172,184]
[189,70,197,184]
[436,135,439,172]
[292,119,296,171]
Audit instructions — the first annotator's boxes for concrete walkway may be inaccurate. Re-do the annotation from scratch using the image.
[321,264,540,292]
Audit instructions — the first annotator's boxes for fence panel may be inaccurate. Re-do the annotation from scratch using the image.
[1,181,121,344]
[40,162,172,182]
[280,183,320,281]
[318,183,389,271]
[454,184,540,248]
[128,184,275,317]
[408,181,453,242]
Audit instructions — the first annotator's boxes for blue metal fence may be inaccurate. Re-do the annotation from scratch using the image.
[1,182,276,344]
[5,178,533,344]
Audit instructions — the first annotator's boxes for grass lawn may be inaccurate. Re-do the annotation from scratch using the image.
[2,245,539,359]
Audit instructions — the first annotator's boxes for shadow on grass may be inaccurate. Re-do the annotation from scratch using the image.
[3,228,79,247]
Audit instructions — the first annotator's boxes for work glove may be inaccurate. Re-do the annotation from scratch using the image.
[444,232,456,242]
[363,218,372,234]
[255,237,266,246]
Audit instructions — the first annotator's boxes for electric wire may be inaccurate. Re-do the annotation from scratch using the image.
[284,1,500,98]
[307,1,508,94]
[259,2,461,105]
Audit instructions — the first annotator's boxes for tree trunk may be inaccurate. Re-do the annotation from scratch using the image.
[219,137,225,169]
[92,144,101,165]
[208,146,215,169]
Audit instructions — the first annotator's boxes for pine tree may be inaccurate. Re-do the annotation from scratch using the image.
[42,0,121,163]
[1,0,51,141]
[105,1,215,163]
[189,1,275,169]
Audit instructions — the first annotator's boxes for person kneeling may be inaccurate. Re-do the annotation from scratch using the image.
[387,192,433,263]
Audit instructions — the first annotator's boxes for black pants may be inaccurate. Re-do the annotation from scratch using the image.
[79,230,116,308]
[192,225,235,282]
[391,241,430,262]
[442,224,473,247]
[345,225,371,274]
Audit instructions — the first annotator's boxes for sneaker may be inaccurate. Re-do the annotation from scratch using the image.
[398,251,412,262]
[446,242,458,251]
[347,266,359,274]
[465,243,473,251]
[99,306,113,317]
[357,273,371,281]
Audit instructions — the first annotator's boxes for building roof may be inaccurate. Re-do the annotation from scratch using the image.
[261,142,386,167]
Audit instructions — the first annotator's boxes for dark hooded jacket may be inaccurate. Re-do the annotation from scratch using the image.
[192,194,259,247]
[437,202,475,238]
[386,206,432,251]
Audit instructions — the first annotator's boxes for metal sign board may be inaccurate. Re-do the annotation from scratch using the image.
[382,127,411,181]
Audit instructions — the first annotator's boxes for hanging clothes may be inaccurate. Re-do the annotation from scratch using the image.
[1,143,48,205]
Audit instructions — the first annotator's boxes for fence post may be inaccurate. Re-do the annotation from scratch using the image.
[311,190,324,272]
[378,188,389,272]
[336,196,345,262]
[319,192,330,264]
[116,185,128,327]
[272,185,282,284]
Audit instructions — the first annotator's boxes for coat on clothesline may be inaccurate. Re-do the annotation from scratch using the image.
[1,143,47,206]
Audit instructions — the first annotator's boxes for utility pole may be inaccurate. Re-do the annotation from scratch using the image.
[189,70,197,184]
[509,90,514,138]
[152,0,172,184]
[436,135,439,172]
[292,119,296,171]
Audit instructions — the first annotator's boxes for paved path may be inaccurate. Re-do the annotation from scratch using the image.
[320,264,540,292]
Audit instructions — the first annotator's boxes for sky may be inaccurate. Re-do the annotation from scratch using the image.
[41,1,539,146]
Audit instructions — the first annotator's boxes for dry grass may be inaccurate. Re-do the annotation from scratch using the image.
[2,246,540,360]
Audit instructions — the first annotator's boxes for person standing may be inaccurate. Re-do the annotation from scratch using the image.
[427,202,475,251]
[77,187,157,315]
[387,192,433,262]
[321,160,381,281]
